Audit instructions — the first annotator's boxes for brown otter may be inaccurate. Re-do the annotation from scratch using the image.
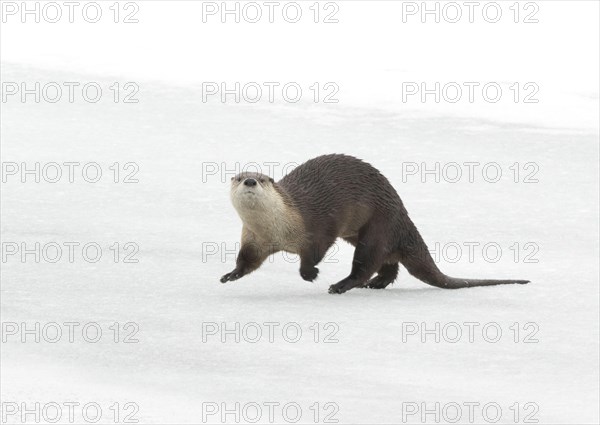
[220,154,529,294]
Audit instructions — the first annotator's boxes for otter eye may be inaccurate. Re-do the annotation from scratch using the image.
[236,177,241,182]
[259,178,265,183]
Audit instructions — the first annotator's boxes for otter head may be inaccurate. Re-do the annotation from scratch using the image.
[229,171,303,245]
[230,172,277,213]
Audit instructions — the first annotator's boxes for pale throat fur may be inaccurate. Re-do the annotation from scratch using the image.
[230,181,304,253]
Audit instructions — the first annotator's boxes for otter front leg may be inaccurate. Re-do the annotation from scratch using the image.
[299,249,320,282]
[299,239,335,282]
[299,261,319,282]
[221,227,274,283]
[220,242,270,283]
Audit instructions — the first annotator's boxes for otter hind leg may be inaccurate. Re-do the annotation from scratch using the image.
[329,226,385,294]
[365,263,399,289]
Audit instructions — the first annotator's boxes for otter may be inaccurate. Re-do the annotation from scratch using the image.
[220,154,529,294]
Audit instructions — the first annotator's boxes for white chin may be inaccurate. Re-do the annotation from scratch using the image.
[235,192,259,205]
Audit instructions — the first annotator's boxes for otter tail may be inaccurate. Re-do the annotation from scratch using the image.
[400,238,529,289]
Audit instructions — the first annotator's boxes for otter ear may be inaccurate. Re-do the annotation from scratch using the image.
[269,178,274,184]
[231,177,234,181]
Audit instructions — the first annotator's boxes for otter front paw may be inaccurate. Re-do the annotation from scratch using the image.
[300,266,319,282]
[220,269,243,283]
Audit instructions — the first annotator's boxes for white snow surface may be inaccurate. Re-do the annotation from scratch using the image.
[1,2,599,424]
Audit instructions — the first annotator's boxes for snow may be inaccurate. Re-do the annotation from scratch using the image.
[1,1,599,424]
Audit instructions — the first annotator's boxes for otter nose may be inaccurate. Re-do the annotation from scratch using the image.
[244,178,257,187]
